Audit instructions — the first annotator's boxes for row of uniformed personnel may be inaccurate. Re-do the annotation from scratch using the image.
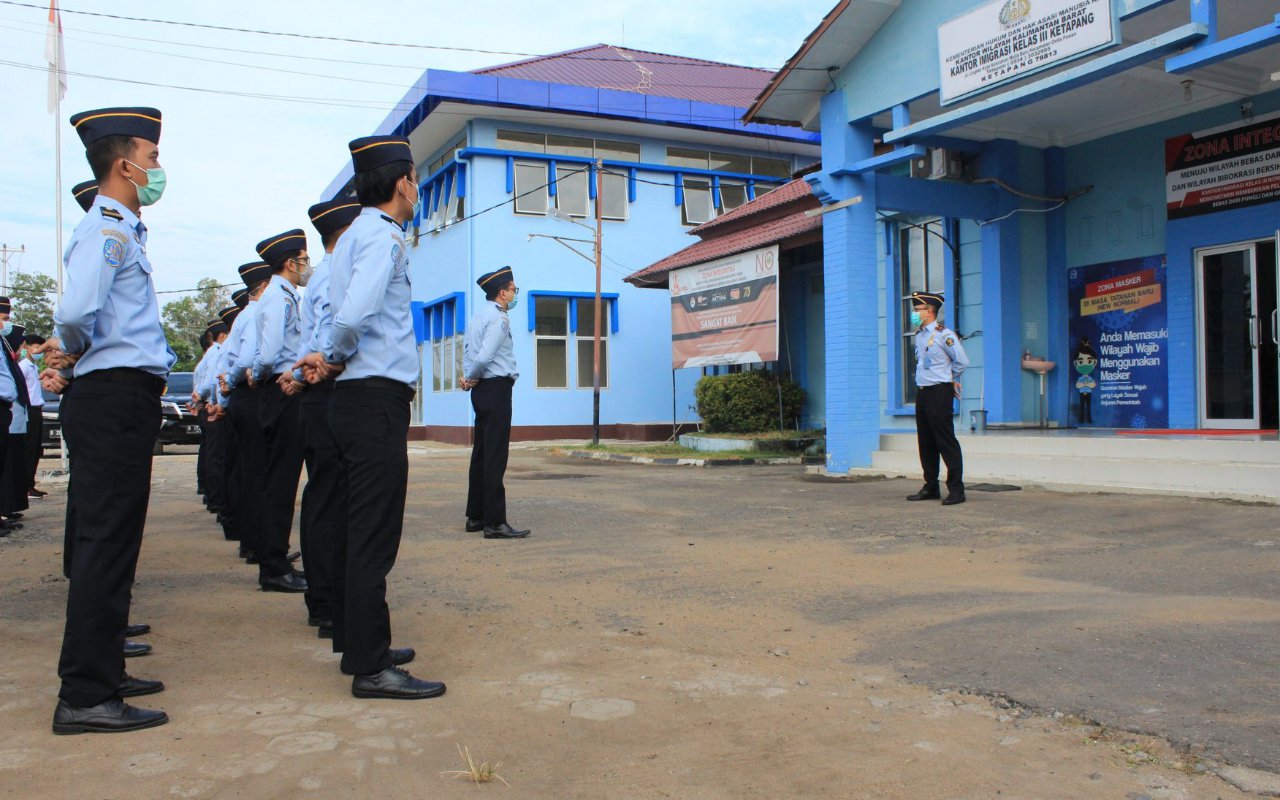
[41,107,447,736]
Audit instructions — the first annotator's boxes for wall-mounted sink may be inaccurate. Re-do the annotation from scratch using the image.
[1021,358,1055,375]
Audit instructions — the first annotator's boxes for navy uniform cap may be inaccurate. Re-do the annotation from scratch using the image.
[70,107,162,147]
[308,199,361,238]
[477,266,514,292]
[0,296,10,314]
[255,229,307,267]
[230,289,249,309]
[219,305,240,325]
[205,320,229,338]
[349,136,413,174]
[71,180,98,212]
[238,260,273,287]
[911,291,944,311]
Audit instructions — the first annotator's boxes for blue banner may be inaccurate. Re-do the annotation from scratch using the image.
[1067,255,1169,428]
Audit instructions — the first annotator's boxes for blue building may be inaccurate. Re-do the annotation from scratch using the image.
[323,45,820,442]
[741,0,1280,473]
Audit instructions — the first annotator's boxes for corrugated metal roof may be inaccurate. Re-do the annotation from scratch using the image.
[628,179,820,285]
[475,44,774,108]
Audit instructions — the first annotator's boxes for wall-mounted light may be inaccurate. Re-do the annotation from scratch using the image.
[1181,79,1194,101]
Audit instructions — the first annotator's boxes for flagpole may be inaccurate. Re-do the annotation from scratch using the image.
[49,0,67,470]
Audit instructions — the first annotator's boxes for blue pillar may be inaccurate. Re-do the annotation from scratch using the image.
[978,138,1023,423]
[812,91,880,472]
[1044,146,1068,425]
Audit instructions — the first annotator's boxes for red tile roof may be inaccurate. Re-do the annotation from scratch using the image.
[627,179,820,285]
[475,44,774,109]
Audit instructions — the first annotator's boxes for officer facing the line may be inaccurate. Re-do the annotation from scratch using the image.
[906,291,969,507]
[461,267,530,540]
[45,106,174,734]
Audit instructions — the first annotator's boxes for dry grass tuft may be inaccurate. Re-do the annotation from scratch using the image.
[441,744,510,787]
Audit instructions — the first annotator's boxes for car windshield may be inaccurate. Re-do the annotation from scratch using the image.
[165,372,194,395]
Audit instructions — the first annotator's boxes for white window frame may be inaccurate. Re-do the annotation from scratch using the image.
[534,297,570,389]
[681,177,715,226]
[574,298,610,389]
[514,161,549,215]
[554,163,591,218]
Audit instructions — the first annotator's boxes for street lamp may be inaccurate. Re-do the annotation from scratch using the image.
[539,159,605,444]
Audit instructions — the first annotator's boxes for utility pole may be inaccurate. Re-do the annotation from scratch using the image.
[592,159,603,446]
[0,244,25,292]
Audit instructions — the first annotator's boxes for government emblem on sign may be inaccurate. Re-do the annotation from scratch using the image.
[998,0,1030,28]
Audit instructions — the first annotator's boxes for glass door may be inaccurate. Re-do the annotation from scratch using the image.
[1197,244,1260,429]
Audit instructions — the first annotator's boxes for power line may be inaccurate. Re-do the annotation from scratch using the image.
[1,0,833,72]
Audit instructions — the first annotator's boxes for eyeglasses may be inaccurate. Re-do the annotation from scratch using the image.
[291,255,311,268]
[507,287,520,296]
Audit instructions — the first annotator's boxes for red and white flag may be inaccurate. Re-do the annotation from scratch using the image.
[45,0,66,113]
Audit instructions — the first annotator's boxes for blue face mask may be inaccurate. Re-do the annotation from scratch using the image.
[909,311,923,328]
[1,322,12,337]
[507,297,518,310]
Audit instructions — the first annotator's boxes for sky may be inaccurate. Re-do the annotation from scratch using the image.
[0,0,835,312]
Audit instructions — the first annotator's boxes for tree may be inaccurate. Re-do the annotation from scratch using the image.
[162,278,231,371]
[7,270,57,338]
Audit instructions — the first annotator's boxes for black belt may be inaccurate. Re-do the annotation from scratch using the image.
[336,376,415,401]
[78,368,166,396]
[918,382,953,391]
[307,379,336,392]
[477,375,515,384]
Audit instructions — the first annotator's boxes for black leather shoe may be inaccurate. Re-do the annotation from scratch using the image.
[245,551,261,565]
[351,666,445,700]
[287,551,301,563]
[942,492,967,506]
[125,623,151,638]
[307,615,331,628]
[483,523,530,539]
[906,485,942,501]
[123,641,152,658]
[118,673,164,698]
[465,517,484,533]
[52,698,168,735]
[317,623,333,639]
[260,572,308,593]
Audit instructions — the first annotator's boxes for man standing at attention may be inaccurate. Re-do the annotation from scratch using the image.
[296,135,443,700]
[905,291,968,507]
[460,268,530,540]
[45,106,173,734]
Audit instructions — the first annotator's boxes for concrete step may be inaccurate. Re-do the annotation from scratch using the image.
[866,433,1280,503]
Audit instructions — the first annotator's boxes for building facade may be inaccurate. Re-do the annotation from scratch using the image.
[745,0,1279,472]
[323,45,820,441]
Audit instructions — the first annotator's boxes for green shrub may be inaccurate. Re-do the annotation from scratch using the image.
[694,371,806,433]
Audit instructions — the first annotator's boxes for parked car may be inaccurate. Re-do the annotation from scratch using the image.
[42,372,202,454]
[158,371,201,453]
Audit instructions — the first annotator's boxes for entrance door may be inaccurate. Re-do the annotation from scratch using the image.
[1196,242,1278,429]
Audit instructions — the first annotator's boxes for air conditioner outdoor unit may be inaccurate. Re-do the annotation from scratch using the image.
[911,148,965,181]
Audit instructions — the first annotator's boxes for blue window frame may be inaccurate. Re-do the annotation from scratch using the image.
[419,292,466,392]
[528,291,619,390]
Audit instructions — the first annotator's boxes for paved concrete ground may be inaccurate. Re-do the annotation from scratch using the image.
[0,443,1276,798]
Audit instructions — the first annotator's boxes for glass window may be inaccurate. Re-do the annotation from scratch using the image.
[720,181,748,213]
[535,298,569,388]
[514,162,548,215]
[431,341,442,392]
[900,218,947,405]
[667,147,709,170]
[547,135,593,158]
[595,139,640,161]
[682,178,715,226]
[575,299,609,389]
[710,152,751,174]
[601,171,628,221]
[453,333,464,389]
[497,130,545,152]
[752,156,793,179]
[555,163,590,218]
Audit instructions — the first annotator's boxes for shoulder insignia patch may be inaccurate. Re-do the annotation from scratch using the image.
[945,337,955,346]
[102,229,128,243]
[102,238,125,267]
[391,243,402,267]
[100,207,124,221]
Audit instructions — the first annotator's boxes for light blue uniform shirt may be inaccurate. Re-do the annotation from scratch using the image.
[326,208,416,386]
[195,341,222,402]
[54,196,176,377]
[463,301,519,381]
[914,322,969,387]
[253,274,302,380]
[226,299,262,391]
[0,358,15,405]
[295,253,332,382]
[216,302,258,406]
